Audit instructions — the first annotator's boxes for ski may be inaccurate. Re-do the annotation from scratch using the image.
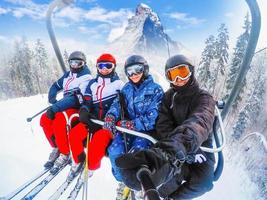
[67,171,84,200]
[21,162,69,200]
[48,166,83,200]
[0,168,50,200]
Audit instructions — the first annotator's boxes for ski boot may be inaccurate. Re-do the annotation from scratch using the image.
[50,153,69,175]
[44,148,59,169]
[67,162,84,182]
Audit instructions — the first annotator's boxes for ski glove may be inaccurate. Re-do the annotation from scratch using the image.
[79,106,99,133]
[103,114,116,134]
[46,107,56,120]
[154,136,187,162]
[118,120,135,130]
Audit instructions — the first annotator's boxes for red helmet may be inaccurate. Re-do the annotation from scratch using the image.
[97,53,116,65]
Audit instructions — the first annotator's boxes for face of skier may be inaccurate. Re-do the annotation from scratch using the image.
[129,72,144,83]
[166,64,192,87]
[172,77,190,87]
[97,62,115,76]
[126,64,145,83]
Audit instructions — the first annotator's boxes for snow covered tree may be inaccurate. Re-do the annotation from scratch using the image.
[211,23,229,97]
[215,23,229,76]
[9,37,36,96]
[224,13,251,106]
[63,49,69,68]
[232,52,266,139]
[197,35,216,89]
[33,39,50,94]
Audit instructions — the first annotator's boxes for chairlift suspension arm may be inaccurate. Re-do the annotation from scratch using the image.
[221,0,261,120]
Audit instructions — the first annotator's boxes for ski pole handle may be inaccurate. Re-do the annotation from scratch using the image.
[26,106,50,122]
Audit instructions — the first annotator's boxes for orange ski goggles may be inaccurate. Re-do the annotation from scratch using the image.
[165,64,192,83]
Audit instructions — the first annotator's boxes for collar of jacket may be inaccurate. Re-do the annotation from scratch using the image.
[96,72,120,83]
[169,76,200,102]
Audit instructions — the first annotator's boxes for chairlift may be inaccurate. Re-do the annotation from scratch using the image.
[46,0,261,198]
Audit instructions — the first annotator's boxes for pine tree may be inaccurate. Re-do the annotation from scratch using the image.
[224,13,251,105]
[197,35,216,90]
[232,52,266,139]
[211,23,229,97]
[215,23,229,76]
[9,38,35,96]
[63,49,69,68]
[33,39,50,94]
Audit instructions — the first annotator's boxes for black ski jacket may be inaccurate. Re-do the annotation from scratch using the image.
[155,77,216,156]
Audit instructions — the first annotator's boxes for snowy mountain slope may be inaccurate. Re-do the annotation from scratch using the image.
[106,3,189,59]
[0,95,262,200]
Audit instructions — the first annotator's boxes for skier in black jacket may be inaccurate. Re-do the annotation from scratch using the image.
[116,54,216,200]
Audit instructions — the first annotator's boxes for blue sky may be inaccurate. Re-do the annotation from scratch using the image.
[0,0,266,57]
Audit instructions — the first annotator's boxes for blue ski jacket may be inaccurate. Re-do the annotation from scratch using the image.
[48,66,92,113]
[106,75,164,132]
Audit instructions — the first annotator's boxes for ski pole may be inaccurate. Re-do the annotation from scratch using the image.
[136,167,160,200]
[26,106,50,122]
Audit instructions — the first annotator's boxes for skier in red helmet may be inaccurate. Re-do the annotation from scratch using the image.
[66,53,124,181]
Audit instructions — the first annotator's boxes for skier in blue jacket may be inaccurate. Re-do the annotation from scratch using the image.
[103,55,164,183]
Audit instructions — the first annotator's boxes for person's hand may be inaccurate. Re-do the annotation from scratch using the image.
[154,136,186,162]
[103,115,116,133]
[46,107,55,120]
[118,120,135,130]
[79,107,90,124]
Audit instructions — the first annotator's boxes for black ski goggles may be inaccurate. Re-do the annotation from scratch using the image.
[97,62,115,70]
[126,64,144,77]
[69,59,84,69]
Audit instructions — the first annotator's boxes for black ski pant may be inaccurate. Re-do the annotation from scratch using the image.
[158,154,215,200]
[118,151,215,200]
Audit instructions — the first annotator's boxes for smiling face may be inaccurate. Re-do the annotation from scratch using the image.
[129,72,144,83]
[98,67,114,76]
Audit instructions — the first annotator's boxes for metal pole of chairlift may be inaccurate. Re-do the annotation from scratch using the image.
[46,0,74,73]
[221,0,261,120]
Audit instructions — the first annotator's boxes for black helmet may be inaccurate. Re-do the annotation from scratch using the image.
[68,51,86,73]
[165,54,194,79]
[124,55,149,77]
[68,51,86,63]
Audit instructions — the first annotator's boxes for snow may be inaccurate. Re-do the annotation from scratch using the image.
[0,95,262,200]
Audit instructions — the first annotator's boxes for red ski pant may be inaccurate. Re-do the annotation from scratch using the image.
[69,123,113,170]
[40,108,79,155]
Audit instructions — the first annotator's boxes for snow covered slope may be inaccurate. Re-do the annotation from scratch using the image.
[0,95,262,200]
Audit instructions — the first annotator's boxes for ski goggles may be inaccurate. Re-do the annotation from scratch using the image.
[126,64,144,77]
[69,59,84,69]
[97,62,115,70]
[165,64,192,83]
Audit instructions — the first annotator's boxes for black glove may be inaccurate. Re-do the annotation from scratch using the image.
[154,136,187,161]
[46,107,55,120]
[79,107,91,124]
[79,107,100,133]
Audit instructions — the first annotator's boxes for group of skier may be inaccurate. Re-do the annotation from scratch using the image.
[40,51,216,200]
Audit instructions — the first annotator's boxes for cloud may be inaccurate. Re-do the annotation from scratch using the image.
[107,21,128,42]
[225,12,234,18]
[0,7,10,15]
[168,12,206,26]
